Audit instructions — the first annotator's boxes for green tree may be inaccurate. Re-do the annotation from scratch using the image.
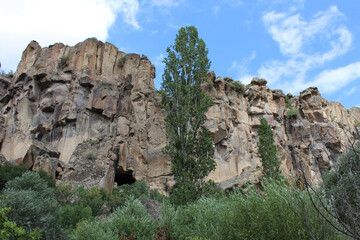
[1,172,64,240]
[0,162,28,190]
[257,117,281,179]
[0,207,41,240]
[161,26,216,204]
[320,143,360,239]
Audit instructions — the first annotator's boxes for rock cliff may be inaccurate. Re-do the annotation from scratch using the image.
[0,39,359,194]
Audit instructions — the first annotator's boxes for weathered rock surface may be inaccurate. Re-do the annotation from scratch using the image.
[0,38,359,193]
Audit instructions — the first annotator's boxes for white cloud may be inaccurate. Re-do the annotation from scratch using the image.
[309,62,360,94]
[153,53,165,67]
[229,51,256,83]
[263,6,345,57]
[237,74,253,84]
[0,0,140,72]
[259,6,354,94]
[213,6,220,16]
[149,0,179,7]
[345,87,357,96]
[118,0,140,29]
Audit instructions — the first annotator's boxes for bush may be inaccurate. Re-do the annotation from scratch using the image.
[167,180,342,240]
[0,207,41,240]
[59,204,93,230]
[69,220,118,240]
[108,198,157,239]
[37,168,56,188]
[70,198,157,240]
[4,171,54,198]
[76,186,108,216]
[230,81,245,93]
[287,108,299,118]
[322,143,360,237]
[56,184,74,205]
[117,56,127,68]
[115,180,166,202]
[85,152,96,160]
[0,162,28,190]
[1,172,63,240]
[58,55,69,69]
[285,96,292,108]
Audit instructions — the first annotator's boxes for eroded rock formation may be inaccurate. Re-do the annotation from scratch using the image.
[0,39,359,194]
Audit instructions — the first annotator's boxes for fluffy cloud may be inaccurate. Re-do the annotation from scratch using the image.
[230,51,256,84]
[259,6,355,94]
[309,62,360,94]
[0,0,139,72]
[149,0,179,7]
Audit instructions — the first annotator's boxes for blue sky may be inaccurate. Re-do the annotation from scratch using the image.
[1,0,359,108]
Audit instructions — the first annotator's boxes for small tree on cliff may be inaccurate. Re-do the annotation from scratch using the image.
[161,26,216,204]
[257,117,281,180]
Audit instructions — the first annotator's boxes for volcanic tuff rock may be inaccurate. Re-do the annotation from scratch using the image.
[0,39,359,194]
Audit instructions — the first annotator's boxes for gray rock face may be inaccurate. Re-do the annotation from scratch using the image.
[0,39,359,194]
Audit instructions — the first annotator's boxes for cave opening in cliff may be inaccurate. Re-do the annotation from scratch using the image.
[115,167,136,186]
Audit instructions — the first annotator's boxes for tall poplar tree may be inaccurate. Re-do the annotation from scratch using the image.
[257,117,282,180]
[161,26,216,204]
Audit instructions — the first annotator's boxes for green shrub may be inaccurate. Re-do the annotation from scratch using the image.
[230,81,245,93]
[117,56,127,68]
[5,171,54,198]
[115,180,166,202]
[58,55,69,69]
[167,180,342,240]
[70,198,157,240]
[76,186,107,216]
[59,204,93,230]
[287,108,299,118]
[285,96,292,108]
[69,220,118,240]
[0,162,28,190]
[75,186,126,216]
[323,143,360,236]
[85,152,96,160]
[1,172,63,240]
[56,184,74,205]
[169,179,200,205]
[0,207,41,240]
[37,168,56,188]
[108,198,157,239]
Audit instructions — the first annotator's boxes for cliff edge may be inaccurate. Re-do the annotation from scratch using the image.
[0,39,359,194]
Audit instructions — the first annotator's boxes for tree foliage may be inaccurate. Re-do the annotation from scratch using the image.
[0,207,41,240]
[321,143,360,239]
[161,26,216,204]
[0,162,28,190]
[257,117,281,179]
[1,172,63,240]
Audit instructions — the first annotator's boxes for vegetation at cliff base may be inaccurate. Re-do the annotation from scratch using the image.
[1,26,359,240]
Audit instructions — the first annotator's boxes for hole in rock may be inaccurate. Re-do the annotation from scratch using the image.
[115,167,135,186]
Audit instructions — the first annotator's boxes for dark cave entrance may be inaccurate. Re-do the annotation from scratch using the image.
[115,167,136,186]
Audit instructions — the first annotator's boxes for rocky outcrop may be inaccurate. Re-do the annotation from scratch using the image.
[0,39,359,194]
